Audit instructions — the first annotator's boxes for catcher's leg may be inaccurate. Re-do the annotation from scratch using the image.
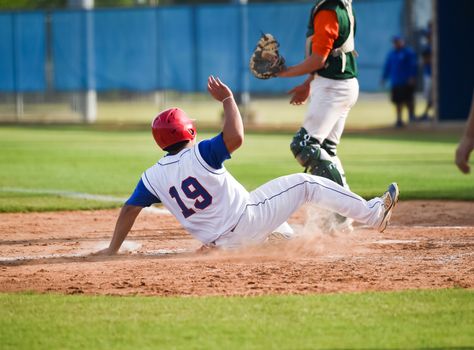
[321,138,349,189]
[296,76,359,188]
[293,77,358,228]
[290,127,344,187]
[321,77,358,180]
[215,173,388,248]
[319,137,352,228]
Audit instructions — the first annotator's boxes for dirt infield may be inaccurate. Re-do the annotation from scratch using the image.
[1,201,473,296]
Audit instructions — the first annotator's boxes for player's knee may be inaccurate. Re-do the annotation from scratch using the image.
[290,127,321,168]
[290,128,306,159]
[287,173,317,202]
[290,129,344,187]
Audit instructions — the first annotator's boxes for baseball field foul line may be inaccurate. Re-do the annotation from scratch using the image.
[0,241,188,263]
[0,187,170,215]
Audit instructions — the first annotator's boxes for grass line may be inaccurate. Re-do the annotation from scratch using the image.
[0,187,126,202]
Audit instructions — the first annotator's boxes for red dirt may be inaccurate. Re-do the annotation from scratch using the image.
[1,201,473,296]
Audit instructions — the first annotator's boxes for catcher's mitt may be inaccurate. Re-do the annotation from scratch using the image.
[249,33,286,79]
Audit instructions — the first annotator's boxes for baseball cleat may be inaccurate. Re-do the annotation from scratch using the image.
[267,231,293,243]
[378,182,399,233]
[267,223,296,243]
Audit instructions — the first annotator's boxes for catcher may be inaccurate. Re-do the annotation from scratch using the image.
[95,76,398,255]
[250,0,358,191]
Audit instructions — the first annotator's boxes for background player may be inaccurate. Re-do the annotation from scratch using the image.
[95,76,398,255]
[277,0,358,191]
[381,36,418,127]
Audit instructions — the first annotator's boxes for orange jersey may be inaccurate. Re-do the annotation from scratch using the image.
[311,10,339,58]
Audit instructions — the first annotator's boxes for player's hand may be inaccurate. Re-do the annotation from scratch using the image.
[455,136,474,174]
[288,82,310,105]
[91,247,117,256]
[207,76,233,102]
[196,244,218,254]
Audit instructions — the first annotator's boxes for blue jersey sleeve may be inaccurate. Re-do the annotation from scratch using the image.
[198,133,231,169]
[125,178,161,207]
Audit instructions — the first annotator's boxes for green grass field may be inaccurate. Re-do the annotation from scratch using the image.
[1,289,473,350]
[0,125,472,212]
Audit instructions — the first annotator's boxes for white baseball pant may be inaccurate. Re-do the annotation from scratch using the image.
[303,75,359,188]
[214,173,384,248]
[303,75,359,145]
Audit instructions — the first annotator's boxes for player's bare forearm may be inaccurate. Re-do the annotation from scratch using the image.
[288,75,314,105]
[463,93,474,140]
[455,92,474,174]
[278,53,326,78]
[207,76,244,153]
[101,205,142,255]
[222,95,244,152]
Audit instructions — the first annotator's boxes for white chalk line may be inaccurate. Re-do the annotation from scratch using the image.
[372,239,473,244]
[372,239,420,244]
[0,187,170,215]
[143,206,170,215]
[0,240,188,263]
[403,225,471,229]
[0,249,188,263]
[359,224,472,230]
[1,187,126,202]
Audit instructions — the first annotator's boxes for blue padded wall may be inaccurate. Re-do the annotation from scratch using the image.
[0,12,45,92]
[0,2,404,93]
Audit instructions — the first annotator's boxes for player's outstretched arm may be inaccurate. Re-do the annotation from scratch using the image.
[93,205,142,256]
[207,76,244,153]
[455,92,474,174]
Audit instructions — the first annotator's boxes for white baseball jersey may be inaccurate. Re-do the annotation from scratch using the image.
[138,136,249,244]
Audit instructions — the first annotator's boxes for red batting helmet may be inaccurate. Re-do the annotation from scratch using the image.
[151,108,196,150]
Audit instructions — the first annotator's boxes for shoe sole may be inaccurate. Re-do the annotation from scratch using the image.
[378,183,400,233]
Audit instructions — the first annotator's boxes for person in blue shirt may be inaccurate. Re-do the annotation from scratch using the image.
[381,36,418,128]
